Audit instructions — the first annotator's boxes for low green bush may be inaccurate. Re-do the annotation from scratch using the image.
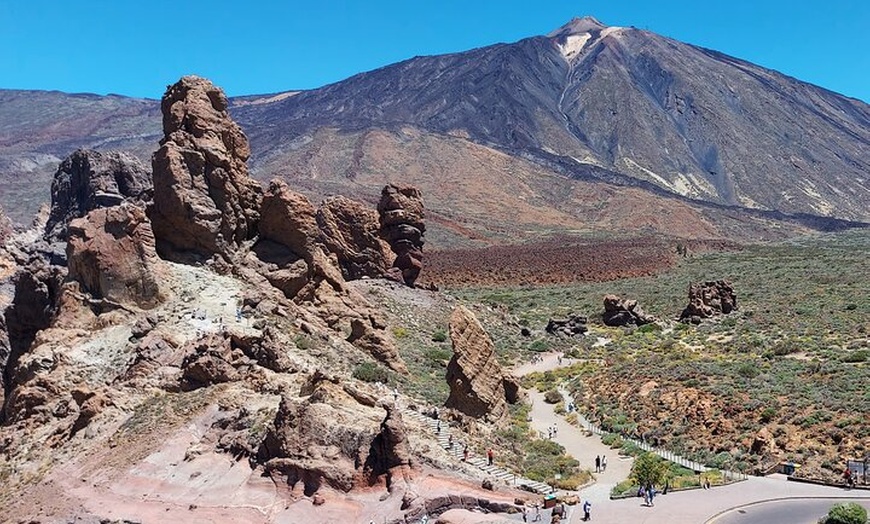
[352,362,389,383]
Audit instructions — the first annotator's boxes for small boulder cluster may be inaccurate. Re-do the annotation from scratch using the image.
[679,280,737,324]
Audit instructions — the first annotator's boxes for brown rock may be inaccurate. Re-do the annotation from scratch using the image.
[150,76,262,259]
[364,403,414,489]
[258,381,386,494]
[445,306,513,420]
[66,204,165,309]
[45,149,151,242]
[70,386,107,436]
[316,195,391,280]
[602,294,656,327]
[180,333,244,389]
[680,280,737,322]
[378,184,425,287]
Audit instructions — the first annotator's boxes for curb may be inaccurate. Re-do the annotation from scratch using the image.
[704,495,870,524]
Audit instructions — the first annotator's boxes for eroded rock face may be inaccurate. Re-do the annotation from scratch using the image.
[602,294,655,327]
[66,204,165,309]
[150,76,262,259]
[378,184,425,287]
[679,280,737,322]
[44,149,151,242]
[445,306,514,420]
[258,377,409,494]
[316,196,391,280]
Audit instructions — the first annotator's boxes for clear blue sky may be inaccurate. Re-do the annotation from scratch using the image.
[1,0,868,102]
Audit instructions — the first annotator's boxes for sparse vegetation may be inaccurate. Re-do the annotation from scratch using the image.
[352,361,390,383]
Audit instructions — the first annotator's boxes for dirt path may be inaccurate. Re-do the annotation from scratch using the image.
[512,352,870,524]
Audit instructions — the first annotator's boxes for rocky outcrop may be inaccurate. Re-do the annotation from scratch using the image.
[602,294,655,327]
[66,204,165,309]
[150,76,262,259]
[2,257,64,421]
[364,404,413,489]
[44,149,151,242]
[545,314,588,336]
[255,180,344,298]
[679,280,737,323]
[445,306,515,420]
[316,196,391,281]
[259,377,412,494]
[378,185,425,287]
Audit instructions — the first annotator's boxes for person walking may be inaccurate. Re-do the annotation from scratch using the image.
[487,448,494,466]
[463,444,469,462]
[602,455,607,472]
[648,484,656,506]
[595,455,601,473]
[582,500,592,521]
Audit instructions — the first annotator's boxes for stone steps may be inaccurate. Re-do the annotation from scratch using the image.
[403,407,554,495]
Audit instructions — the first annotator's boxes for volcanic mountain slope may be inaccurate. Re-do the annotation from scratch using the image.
[1,17,868,238]
[236,16,870,223]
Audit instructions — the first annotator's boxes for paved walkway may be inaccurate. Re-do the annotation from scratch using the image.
[512,352,870,524]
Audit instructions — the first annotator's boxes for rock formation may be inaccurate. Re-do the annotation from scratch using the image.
[378,184,425,287]
[255,180,345,299]
[445,306,516,420]
[602,294,655,327]
[316,195,391,280]
[545,314,588,336]
[258,376,413,494]
[150,76,262,259]
[44,149,151,242]
[66,204,165,309]
[680,280,737,323]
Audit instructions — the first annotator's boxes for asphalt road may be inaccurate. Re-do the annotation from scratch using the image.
[710,498,870,524]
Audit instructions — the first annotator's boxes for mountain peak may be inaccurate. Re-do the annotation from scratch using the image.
[548,16,607,38]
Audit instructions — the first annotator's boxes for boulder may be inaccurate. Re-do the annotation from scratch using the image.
[316,195,391,280]
[545,314,588,335]
[378,184,425,287]
[44,149,151,242]
[602,294,655,327]
[258,378,397,494]
[150,76,262,259]
[679,280,737,322]
[445,306,514,420]
[66,204,165,309]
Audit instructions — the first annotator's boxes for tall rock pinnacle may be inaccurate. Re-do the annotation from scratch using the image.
[150,75,262,259]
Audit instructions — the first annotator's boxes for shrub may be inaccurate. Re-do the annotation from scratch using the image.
[631,452,669,488]
[431,329,448,343]
[352,362,389,383]
[820,502,867,524]
[392,327,409,338]
[760,407,778,423]
[842,350,869,363]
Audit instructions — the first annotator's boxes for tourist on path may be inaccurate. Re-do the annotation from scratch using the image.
[582,500,592,521]
[595,455,601,473]
[602,455,607,471]
[487,448,494,466]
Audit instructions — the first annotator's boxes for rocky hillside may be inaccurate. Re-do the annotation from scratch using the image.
[1,17,868,243]
[0,76,540,523]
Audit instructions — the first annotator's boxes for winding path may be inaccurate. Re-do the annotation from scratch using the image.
[513,352,870,524]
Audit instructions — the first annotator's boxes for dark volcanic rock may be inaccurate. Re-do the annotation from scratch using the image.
[545,314,588,335]
[150,76,262,259]
[602,294,655,327]
[44,149,151,242]
[378,184,425,287]
[680,280,737,322]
